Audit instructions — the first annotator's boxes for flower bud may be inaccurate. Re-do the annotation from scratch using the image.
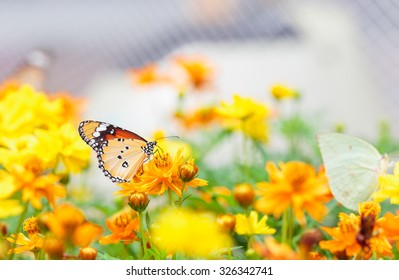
[79,247,98,260]
[128,193,150,212]
[0,222,7,236]
[217,214,236,233]
[299,229,323,259]
[178,159,199,182]
[233,183,255,207]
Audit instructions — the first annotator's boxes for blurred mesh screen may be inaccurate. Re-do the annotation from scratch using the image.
[0,0,398,100]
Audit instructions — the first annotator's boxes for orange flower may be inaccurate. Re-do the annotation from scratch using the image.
[175,106,219,129]
[320,202,392,259]
[255,161,331,224]
[253,236,299,260]
[173,55,214,90]
[129,64,167,85]
[378,212,399,241]
[116,149,207,197]
[0,155,66,209]
[99,209,140,244]
[41,203,102,247]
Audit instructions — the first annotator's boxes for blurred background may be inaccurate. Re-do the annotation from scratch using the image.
[1,0,398,139]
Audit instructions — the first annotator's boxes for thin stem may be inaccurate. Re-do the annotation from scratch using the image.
[178,182,186,208]
[33,250,40,260]
[138,211,147,259]
[168,189,175,207]
[9,200,29,260]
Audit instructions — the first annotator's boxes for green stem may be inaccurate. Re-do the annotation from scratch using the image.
[9,200,30,260]
[33,250,39,260]
[177,182,186,208]
[281,207,294,246]
[138,211,147,259]
[168,189,175,207]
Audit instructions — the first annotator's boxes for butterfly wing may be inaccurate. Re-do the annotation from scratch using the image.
[79,120,150,182]
[317,132,384,210]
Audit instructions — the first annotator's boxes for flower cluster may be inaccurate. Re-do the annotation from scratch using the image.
[2,54,399,261]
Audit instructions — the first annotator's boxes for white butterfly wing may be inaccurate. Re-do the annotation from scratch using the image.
[317,133,384,210]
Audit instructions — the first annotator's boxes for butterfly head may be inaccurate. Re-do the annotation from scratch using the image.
[144,141,157,157]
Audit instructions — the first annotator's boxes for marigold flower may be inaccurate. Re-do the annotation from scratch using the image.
[253,236,299,260]
[216,94,270,142]
[374,162,399,204]
[116,149,207,197]
[151,208,232,258]
[270,84,299,100]
[99,209,140,245]
[320,202,392,259]
[235,211,276,235]
[255,161,332,225]
[41,203,102,247]
[79,247,98,260]
[233,183,255,207]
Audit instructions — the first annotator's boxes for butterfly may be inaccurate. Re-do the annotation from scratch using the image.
[78,120,157,183]
[317,132,389,210]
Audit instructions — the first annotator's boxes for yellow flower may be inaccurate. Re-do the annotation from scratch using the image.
[151,208,232,258]
[99,209,140,244]
[6,216,44,255]
[0,85,73,143]
[255,161,332,225]
[34,123,91,173]
[374,162,399,204]
[0,154,65,209]
[270,84,299,100]
[116,149,207,197]
[41,203,103,247]
[320,202,392,259]
[6,232,44,255]
[216,94,270,142]
[0,199,23,219]
[235,211,276,235]
[253,236,299,260]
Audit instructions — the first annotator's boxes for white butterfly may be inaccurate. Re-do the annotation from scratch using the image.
[317,132,390,210]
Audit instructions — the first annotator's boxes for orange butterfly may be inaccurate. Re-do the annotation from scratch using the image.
[78,120,157,183]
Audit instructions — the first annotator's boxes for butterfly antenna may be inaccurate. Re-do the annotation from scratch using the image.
[155,135,180,141]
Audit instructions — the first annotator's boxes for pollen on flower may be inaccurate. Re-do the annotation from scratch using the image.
[154,153,173,170]
[23,217,41,235]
